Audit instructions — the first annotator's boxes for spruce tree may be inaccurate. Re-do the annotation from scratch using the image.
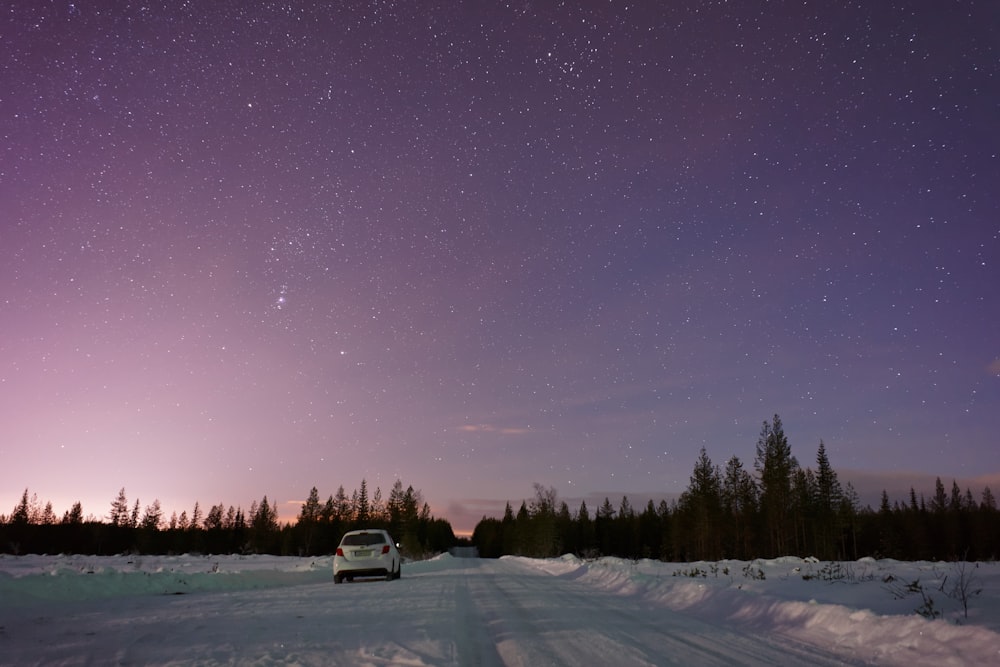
[754,415,797,556]
[10,489,30,525]
[813,441,843,558]
[141,500,163,530]
[109,488,130,527]
[355,479,370,524]
[299,487,321,523]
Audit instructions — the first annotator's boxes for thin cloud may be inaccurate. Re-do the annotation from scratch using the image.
[453,424,532,435]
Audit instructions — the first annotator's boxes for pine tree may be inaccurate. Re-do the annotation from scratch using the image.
[109,488,130,527]
[930,477,948,513]
[722,455,757,559]
[677,447,723,560]
[371,486,385,523]
[577,500,595,555]
[321,495,335,523]
[839,482,861,559]
[141,500,163,530]
[529,484,559,557]
[982,486,997,511]
[252,496,278,531]
[754,415,798,556]
[813,441,843,558]
[387,479,405,531]
[949,480,963,513]
[62,501,84,525]
[354,479,370,524]
[299,487,321,523]
[333,486,351,523]
[297,487,322,555]
[204,504,224,530]
[10,489,30,525]
[225,505,238,529]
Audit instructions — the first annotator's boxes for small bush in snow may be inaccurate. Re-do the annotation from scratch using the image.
[944,561,982,621]
[742,560,765,580]
[883,577,941,620]
[672,566,707,578]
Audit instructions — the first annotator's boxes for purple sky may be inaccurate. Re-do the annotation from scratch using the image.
[3,3,998,535]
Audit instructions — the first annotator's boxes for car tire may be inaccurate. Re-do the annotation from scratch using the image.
[334,574,342,584]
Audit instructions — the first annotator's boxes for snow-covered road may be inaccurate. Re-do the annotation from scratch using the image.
[441,558,857,667]
[1,555,868,666]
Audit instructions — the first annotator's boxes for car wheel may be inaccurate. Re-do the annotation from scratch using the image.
[334,574,342,584]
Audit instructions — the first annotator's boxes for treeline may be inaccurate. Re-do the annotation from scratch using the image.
[1,478,456,557]
[473,415,1000,562]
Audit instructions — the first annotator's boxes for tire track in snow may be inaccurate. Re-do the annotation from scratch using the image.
[460,558,862,666]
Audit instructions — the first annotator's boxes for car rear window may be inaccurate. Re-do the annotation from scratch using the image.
[341,532,386,547]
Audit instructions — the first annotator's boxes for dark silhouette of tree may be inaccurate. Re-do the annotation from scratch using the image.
[638,500,662,560]
[930,477,948,513]
[576,500,596,556]
[721,455,757,558]
[813,441,843,558]
[140,500,163,530]
[500,502,516,556]
[596,497,615,556]
[332,486,351,524]
[10,489,30,525]
[294,487,322,555]
[754,415,797,556]
[676,447,723,560]
[62,501,84,525]
[40,501,56,525]
[790,466,815,555]
[529,484,559,557]
[983,486,997,511]
[204,504,224,530]
[109,489,130,527]
[838,482,861,560]
[190,502,202,530]
[354,479,370,525]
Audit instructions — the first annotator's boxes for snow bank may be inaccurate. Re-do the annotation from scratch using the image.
[0,554,332,602]
[513,555,1000,666]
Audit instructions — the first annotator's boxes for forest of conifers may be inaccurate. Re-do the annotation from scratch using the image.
[5,416,998,561]
[472,416,1000,562]
[0,478,456,557]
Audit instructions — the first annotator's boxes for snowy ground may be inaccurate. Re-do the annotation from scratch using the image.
[1,553,998,666]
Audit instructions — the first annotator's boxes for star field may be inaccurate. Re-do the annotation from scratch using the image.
[2,2,998,532]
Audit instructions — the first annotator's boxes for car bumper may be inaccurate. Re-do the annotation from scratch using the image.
[334,557,394,576]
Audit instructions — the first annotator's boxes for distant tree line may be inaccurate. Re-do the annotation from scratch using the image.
[472,415,1000,562]
[0,478,456,557]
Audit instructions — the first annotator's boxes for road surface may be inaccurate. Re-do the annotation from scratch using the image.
[1,556,864,666]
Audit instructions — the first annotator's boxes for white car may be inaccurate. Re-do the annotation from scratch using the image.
[333,529,401,583]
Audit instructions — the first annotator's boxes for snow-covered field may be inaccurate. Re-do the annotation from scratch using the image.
[1,553,998,666]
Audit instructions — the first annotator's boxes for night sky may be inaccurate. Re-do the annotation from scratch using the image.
[3,2,998,534]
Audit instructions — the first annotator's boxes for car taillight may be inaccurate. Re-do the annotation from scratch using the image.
[336,548,344,556]
[381,545,390,554]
